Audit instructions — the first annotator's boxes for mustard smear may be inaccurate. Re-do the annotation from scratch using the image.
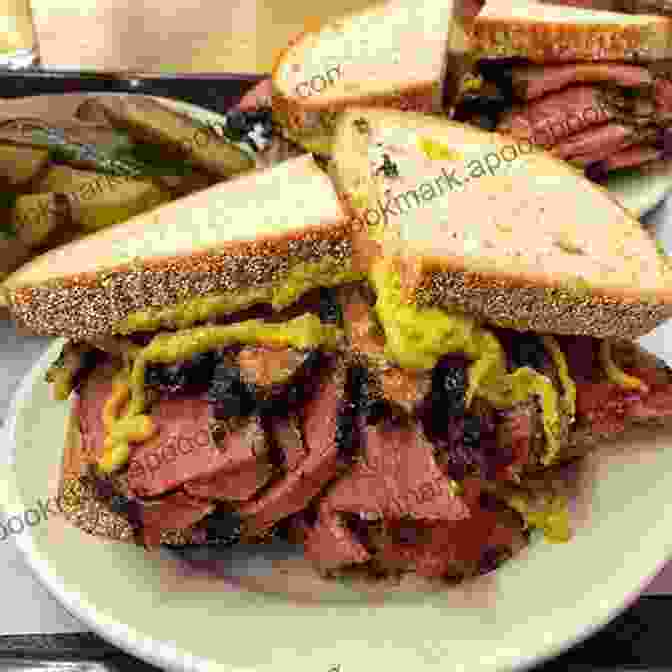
[51,368,74,401]
[417,136,462,162]
[98,314,342,473]
[508,494,571,544]
[117,260,361,335]
[542,335,576,420]
[370,260,564,463]
[99,373,157,474]
[599,339,647,392]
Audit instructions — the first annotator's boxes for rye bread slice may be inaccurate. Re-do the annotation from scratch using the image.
[2,154,356,340]
[471,0,672,63]
[330,107,672,340]
[271,0,455,155]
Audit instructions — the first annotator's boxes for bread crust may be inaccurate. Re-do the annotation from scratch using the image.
[471,15,672,63]
[400,257,672,340]
[4,219,354,340]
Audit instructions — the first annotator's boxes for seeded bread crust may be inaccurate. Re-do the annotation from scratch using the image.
[3,221,354,340]
[402,258,672,340]
[471,14,672,63]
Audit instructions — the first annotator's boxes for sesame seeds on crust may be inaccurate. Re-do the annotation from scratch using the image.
[7,225,353,340]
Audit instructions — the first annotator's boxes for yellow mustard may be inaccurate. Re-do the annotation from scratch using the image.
[116,261,362,335]
[97,313,343,473]
[508,493,571,544]
[460,73,484,94]
[370,260,564,463]
[99,374,157,473]
[51,368,74,402]
[599,339,647,391]
[542,335,576,419]
[417,137,462,162]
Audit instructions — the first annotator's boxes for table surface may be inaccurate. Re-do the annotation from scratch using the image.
[31,0,377,74]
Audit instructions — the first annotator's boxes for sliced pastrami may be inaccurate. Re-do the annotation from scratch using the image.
[339,286,431,416]
[183,460,273,501]
[576,368,672,439]
[239,368,344,536]
[323,420,470,523]
[378,369,432,416]
[510,64,651,101]
[73,365,115,469]
[237,346,315,399]
[237,79,272,111]
[141,492,214,548]
[302,512,371,572]
[372,479,523,579]
[655,77,672,115]
[552,124,634,161]
[498,86,614,147]
[270,415,307,471]
[495,403,536,480]
[602,145,663,171]
[128,405,267,497]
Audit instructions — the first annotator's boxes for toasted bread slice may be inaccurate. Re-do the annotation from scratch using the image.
[330,107,672,339]
[2,154,358,340]
[471,0,672,63]
[271,0,457,155]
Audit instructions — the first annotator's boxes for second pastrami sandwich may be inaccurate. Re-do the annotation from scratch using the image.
[457,0,672,179]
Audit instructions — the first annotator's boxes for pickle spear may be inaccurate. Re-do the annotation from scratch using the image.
[0,119,147,177]
[36,165,171,233]
[95,97,255,178]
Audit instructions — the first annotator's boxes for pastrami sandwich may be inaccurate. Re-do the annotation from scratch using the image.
[457,0,672,178]
[3,153,360,550]
[5,115,672,584]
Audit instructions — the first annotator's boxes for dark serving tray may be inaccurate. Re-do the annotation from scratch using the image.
[0,69,266,117]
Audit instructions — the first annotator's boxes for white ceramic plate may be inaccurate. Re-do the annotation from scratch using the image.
[5,335,672,672]
[2,95,672,672]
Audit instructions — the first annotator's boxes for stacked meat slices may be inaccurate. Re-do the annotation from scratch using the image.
[457,61,672,179]
[67,287,672,582]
